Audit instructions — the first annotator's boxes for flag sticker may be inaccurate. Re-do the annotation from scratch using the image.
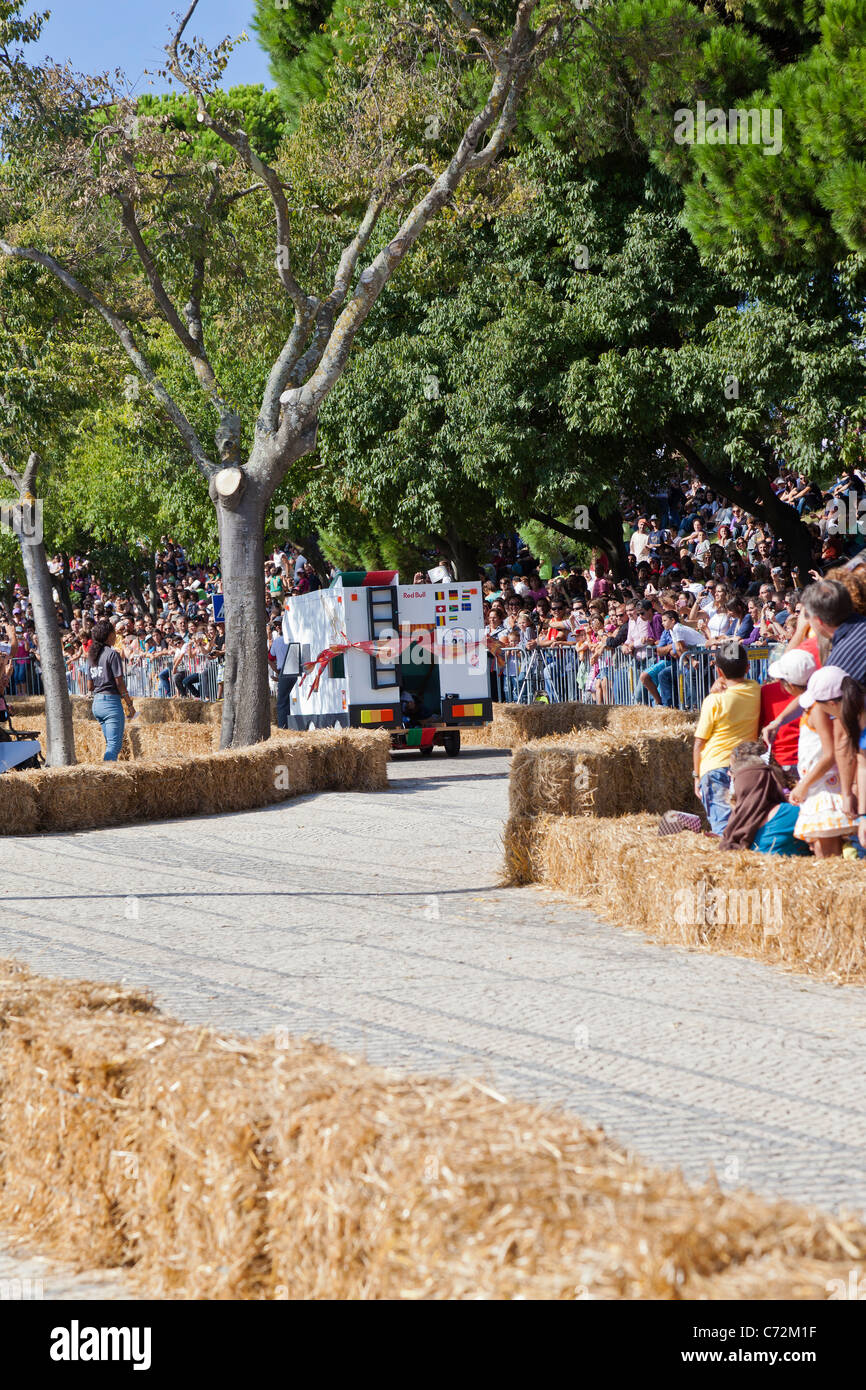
[435,604,446,613]
[448,589,458,598]
[435,614,447,626]
[435,590,445,600]
[461,601,472,611]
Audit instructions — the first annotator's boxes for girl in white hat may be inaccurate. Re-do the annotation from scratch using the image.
[791,666,857,856]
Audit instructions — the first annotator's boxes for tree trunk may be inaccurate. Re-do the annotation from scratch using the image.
[1,577,16,624]
[676,441,814,577]
[20,530,76,765]
[56,552,74,625]
[527,506,629,581]
[129,574,149,620]
[587,504,629,581]
[147,556,159,620]
[216,488,270,749]
[750,480,815,577]
[442,525,478,580]
[298,531,328,583]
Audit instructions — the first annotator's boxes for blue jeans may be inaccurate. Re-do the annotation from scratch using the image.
[158,667,171,698]
[92,692,125,761]
[700,767,732,835]
[642,658,674,706]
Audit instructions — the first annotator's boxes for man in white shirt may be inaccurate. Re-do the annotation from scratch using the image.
[671,618,707,708]
[629,516,651,563]
[272,612,300,728]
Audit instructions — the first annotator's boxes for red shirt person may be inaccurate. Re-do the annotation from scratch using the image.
[760,649,818,770]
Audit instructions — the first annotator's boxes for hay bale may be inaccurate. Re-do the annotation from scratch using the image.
[605,706,697,736]
[0,772,40,834]
[503,815,539,885]
[525,813,866,985]
[204,739,310,814]
[350,729,391,791]
[510,731,697,821]
[0,728,387,834]
[134,724,218,761]
[300,728,389,792]
[17,713,211,765]
[463,701,696,749]
[2,957,866,1298]
[25,764,138,832]
[510,745,576,818]
[128,758,213,822]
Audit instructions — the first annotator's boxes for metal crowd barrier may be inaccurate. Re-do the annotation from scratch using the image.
[65,654,222,701]
[6,658,43,696]
[496,642,771,709]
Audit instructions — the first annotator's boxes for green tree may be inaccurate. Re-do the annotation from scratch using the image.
[0,0,560,746]
[251,0,356,128]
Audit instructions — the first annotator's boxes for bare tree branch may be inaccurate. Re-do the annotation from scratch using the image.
[445,0,499,62]
[183,180,219,354]
[257,180,401,433]
[0,454,22,492]
[116,192,232,419]
[167,0,311,315]
[281,0,540,426]
[0,238,215,477]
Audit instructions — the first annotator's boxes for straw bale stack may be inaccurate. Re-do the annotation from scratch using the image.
[0,729,390,835]
[19,715,220,764]
[516,813,866,985]
[10,695,271,727]
[463,700,695,748]
[509,730,696,821]
[23,764,138,831]
[0,773,40,835]
[1,957,864,1299]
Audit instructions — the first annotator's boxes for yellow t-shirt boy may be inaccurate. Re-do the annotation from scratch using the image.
[695,680,761,776]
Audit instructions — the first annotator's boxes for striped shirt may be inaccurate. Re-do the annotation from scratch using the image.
[829,616,866,681]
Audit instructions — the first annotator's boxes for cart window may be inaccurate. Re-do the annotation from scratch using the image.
[328,654,345,679]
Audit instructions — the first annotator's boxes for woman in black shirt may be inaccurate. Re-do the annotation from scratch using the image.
[86,619,136,760]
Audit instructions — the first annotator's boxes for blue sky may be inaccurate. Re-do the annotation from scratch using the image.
[26,1,272,94]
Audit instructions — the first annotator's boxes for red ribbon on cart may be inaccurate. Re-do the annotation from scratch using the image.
[300,632,502,693]
[299,635,411,693]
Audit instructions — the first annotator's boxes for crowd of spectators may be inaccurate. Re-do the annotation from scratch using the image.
[476,469,866,705]
[3,470,866,853]
[0,536,323,701]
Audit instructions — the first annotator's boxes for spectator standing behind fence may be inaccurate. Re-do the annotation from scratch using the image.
[638,608,679,707]
[692,643,761,834]
[270,616,300,729]
[86,619,136,761]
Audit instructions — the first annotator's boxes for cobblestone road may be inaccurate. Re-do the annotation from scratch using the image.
[2,746,865,1245]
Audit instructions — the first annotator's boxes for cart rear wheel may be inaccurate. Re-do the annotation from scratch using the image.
[418,744,434,756]
[442,731,461,757]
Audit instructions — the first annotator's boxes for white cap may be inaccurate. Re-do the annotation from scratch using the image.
[767,648,817,688]
[800,664,848,710]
